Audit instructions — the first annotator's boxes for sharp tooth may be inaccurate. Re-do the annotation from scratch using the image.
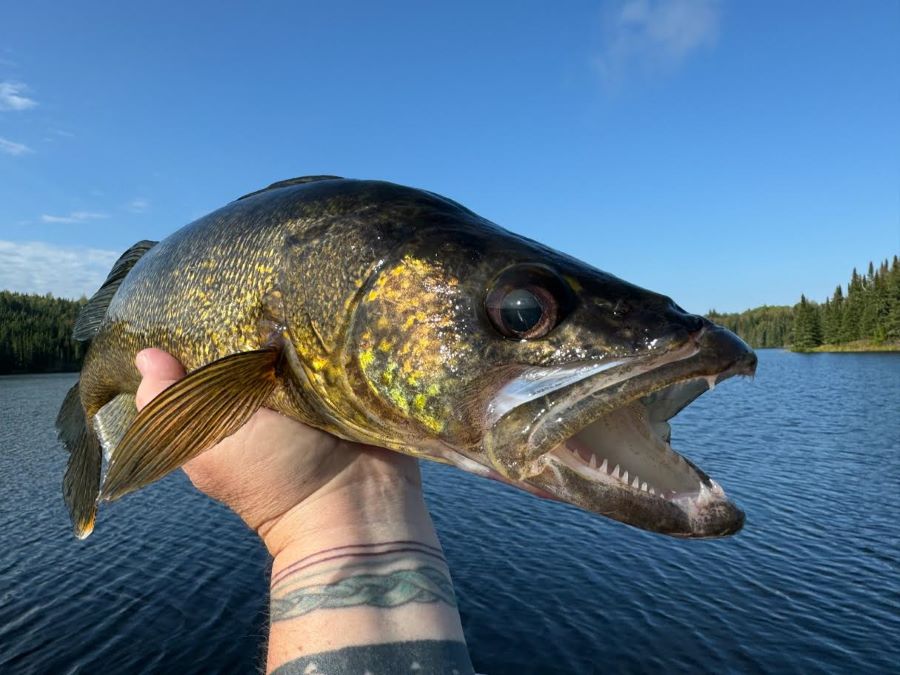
[599,458,608,473]
[612,464,620,479]
[649,487,656,495]
[641,482,648,492]
[589,454,597,469]
[632,476,640,489]
[622,470,629,483]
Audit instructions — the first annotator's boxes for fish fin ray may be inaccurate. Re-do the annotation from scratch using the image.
[100,348,280,501]
[73,239,158,341]
[56,382,101,539]
[236,176,344,201]
[94,393,137,465]
[56,382,84,452]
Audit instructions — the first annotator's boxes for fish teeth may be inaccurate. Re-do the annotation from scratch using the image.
[612,464,620,479]
[599,458,608,473]
[649,487,656,495]
[622,470,629,484]
[632,476,640,489]
[589,454,597,469]
[641,482,648,492]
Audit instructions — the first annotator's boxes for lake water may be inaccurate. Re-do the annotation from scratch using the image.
[1,350,898,674]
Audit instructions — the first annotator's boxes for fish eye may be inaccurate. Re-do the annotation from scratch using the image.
[485,265,573,339]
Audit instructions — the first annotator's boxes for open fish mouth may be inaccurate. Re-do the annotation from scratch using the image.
[483,324,757,538]
[551,379,716,500]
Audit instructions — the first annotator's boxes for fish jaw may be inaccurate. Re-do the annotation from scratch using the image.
[479,324,756,538]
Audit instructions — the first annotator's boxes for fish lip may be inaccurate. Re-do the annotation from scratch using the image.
[524,324,756,455]
[483,324,755,537]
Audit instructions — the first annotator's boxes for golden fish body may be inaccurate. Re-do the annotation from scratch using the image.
[59,176,756,540]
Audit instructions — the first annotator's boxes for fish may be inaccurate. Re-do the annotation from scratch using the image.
[56,175,756,541]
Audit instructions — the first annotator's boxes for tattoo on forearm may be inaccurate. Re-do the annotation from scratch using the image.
[271,566,456,620]
[271,540,445,586]
[270,540,458,622]
[270,639,475,675]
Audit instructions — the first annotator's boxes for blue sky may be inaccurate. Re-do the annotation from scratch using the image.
[0,0,897,313]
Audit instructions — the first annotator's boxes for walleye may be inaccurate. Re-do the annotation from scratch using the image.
[57,176,756,540]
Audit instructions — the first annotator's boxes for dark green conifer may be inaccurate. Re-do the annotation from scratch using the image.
[792,295,822,351]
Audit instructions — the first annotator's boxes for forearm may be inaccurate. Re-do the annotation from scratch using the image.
[131,351,475,672]
[264,474,475,674]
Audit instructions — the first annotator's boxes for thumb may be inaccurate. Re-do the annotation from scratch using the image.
[135,348,187,411]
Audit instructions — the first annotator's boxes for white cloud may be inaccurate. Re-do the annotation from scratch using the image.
[594,0,720,87]
[0,81,37,111]
[127,197,150,213]
[0,136,32,155]
[0,240,119,298]
[40,211,109,224]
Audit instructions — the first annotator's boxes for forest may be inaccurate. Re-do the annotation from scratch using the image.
[0,291,86,374]
[709,256,900,352]
[0,256,898,373]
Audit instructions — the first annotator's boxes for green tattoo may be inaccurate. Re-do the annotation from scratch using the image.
[271,565,457,621]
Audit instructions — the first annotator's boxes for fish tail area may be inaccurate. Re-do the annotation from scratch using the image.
[100,348,281,502]
[56,382,101,539]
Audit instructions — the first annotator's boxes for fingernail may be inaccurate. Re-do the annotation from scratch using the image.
[135,350,149,374]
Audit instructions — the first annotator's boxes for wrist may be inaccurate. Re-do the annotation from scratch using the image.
[259,448,471,674]
[259,449,435,559]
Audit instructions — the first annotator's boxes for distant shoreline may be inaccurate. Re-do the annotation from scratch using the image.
[7,343,900,376]
[800,340,900,353]
[736,342,900,353]
[0,368,80,376]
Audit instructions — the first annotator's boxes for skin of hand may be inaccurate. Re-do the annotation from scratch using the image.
[134,348,473,673]
[133,347,425,556]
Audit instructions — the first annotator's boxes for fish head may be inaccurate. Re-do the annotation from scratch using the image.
[278,180,756,538]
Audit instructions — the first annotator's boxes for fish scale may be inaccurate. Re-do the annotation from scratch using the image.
[57,176,756,540]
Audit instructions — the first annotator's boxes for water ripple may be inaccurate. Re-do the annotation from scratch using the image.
[1,353,899,673]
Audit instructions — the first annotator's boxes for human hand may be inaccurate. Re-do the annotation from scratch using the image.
[133,348,425,555]
[134,348,470,673]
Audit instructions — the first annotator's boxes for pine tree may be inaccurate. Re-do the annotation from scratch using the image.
[840,268,863,342]
[886,256,900,341]
[823,285,844,343]
[792,295,822,351]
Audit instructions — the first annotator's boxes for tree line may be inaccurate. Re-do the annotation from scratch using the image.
[708,256,900,351]
[0,291,86,374]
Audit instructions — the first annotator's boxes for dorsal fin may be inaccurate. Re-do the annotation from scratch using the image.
[236,175,344,201]
[73,240,158,341]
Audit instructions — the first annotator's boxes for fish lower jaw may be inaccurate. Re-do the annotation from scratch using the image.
[547,443,725,504]
[540,396,714,505]
[549,442,670,498]
[546,444,706,504]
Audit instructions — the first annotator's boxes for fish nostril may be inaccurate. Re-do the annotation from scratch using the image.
[682,313,705,334]
[666,300,704,334]
[612,300,631,317]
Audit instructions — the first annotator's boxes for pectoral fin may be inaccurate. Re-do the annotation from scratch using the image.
[94,393,137,465]
[100,348,280,502]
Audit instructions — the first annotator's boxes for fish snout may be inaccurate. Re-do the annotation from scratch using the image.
[619,298,707,353]
[692,319,758,379]
[643,302,757,379]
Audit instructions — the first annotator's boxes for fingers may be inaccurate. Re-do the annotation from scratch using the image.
[135,348,187,411]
